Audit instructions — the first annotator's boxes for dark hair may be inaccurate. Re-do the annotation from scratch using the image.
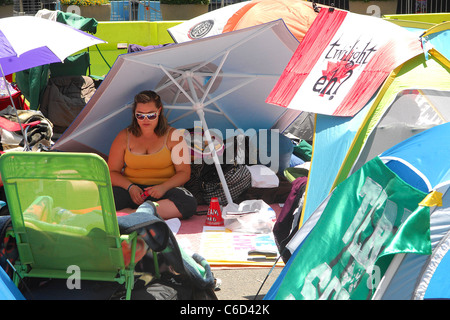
[128,90,169,137]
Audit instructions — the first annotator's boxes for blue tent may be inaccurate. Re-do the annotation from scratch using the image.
[0,215,24,300]
[0,267,24,300]
[375,122,450,299]
[267,123,450,300]
[422,21,450,61]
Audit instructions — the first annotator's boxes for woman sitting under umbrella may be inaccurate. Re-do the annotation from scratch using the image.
[108,90,197,220]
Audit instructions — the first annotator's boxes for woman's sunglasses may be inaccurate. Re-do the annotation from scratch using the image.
[135,111,159,121]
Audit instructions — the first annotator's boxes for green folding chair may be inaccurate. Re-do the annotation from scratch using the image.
[0,152,147,300]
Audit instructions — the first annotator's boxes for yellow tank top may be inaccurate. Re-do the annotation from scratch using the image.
[123,131,176,185]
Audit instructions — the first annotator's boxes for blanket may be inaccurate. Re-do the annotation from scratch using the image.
[175,204,285,268]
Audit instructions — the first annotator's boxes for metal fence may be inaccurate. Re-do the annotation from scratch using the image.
[396,0,449,13]
[110,0,161,21]
[209,0,350,11]
[310,0,450,13]
[12,0,450,20]
[311,0,348,10]
[208,0,241,11]
[13,0,58,15]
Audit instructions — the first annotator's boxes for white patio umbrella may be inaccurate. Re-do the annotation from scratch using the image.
[52,20,300,207]
[0,15,105,149]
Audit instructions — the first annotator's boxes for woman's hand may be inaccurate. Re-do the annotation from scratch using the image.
[143,185,168,199]
[129,184,145,205]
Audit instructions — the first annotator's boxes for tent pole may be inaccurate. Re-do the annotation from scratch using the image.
[196,109,234,206]
[372,253,406,300]
[0,65,30,151]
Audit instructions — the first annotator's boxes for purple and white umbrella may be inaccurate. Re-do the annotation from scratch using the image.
[0,15,105,76]
[0,15,105,149]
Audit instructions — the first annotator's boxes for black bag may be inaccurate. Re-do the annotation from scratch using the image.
[184,163,206,205]
[130,276,192,300]
[200,162,252,206]
[273,176,308,263]
[117,202,217,300]
[198,134,253,206]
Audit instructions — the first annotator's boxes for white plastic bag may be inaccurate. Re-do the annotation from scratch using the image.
[246,165,279,188]
[223,200,276,234]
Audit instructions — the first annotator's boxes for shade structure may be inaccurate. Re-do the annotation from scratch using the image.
[0,16,105,76]
[0,15,105,150]
[52,20,300,205]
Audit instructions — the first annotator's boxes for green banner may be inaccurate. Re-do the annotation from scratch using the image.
[274,157,431,300]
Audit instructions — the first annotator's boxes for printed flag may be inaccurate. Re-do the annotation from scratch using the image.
[266,9,423,116]
[267,157,431,300]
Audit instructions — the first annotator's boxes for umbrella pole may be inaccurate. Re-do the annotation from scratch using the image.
[196,109,234,206]
[0,65,30,151]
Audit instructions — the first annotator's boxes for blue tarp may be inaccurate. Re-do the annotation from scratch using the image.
[0,267,24,300]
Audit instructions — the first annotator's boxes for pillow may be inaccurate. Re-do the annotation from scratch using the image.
[246,165,279,188]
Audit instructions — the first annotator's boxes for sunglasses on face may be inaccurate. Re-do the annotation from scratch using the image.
[135,111,159,121]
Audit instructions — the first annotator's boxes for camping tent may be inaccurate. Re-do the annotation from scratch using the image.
[0,267,24,300]
[298,24,450,226]
[384,14,450,61]
[266,122,450,300]
[0,216,25,300]
[374,123,450,299]
[421,21,450,61]
[383,12,450,35]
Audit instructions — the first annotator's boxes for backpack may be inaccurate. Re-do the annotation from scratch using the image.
[185,133,253,206]
[273,176,308,263]
[111,201,218,300]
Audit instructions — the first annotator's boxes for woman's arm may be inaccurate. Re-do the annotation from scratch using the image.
[108,129,144,204]
[107,129,143,205]
[108,129,129,188]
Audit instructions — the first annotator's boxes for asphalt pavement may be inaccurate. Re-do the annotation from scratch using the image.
[212,267,282,300]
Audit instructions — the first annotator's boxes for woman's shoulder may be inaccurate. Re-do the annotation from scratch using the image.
[168,127,186,139]
[118,128,129,137]
[168,126,179,135]
[166,127,185,146]
[109,128,129,154]
[113,128,129,144]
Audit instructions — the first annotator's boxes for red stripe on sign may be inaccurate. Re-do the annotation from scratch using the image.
[333,38,419,116]
[267,9,347,108]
